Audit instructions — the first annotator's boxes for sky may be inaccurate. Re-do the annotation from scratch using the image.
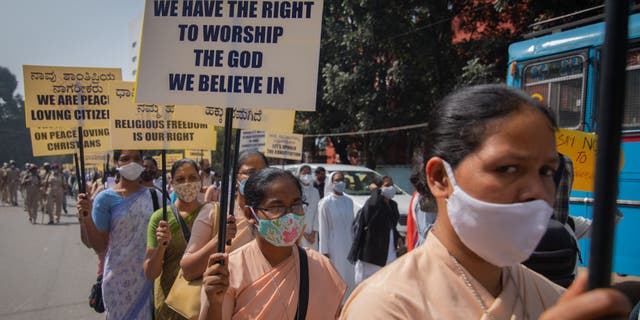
[0,0,145,96]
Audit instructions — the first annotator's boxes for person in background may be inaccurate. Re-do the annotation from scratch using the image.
[142,155,163,191]
[350,176,402,285]
[44,163,67,224]
[204,171,221,203]
[313,166,326,199]
[405,172,437,252]
[20,163,29,211]
[296,164,320,251]
[39,162,51,216]
[77,150,162,320]
[22,164,41,224]
[144,159,233,319]
[6,160,20,206]
[341,84,630,319]
[318,171,355,300]
[199,158,213,191]
[199,168,346,320]
[180,150,268,282]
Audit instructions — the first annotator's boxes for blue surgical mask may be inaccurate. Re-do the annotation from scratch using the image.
[333,181,346,193]
[239,178,247,195]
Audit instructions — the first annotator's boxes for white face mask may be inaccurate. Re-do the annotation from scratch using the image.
[117,162,145,181]
[173,181,201,203]
[381,186,396,199]
[300,174,313,186]
[443,161,552,267]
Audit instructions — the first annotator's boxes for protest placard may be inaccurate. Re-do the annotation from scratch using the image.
[264,132,302,160]
[555,128,624,192]
[136,0,324,111]
[154,152,184,170]
[198,106,294,133]
[30,127,111,157]
[109,81,216,150]
[186,149,213,162]
[23,65,122,128]
[239,130,265,153]
[84,152,110,170]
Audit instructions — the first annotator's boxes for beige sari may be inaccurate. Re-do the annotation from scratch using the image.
[219,240,346,320]
[341,233,565,319]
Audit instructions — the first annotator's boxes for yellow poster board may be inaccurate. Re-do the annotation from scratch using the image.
[23,65,122,128]
[200,107,295,133]
[264,133,303,161]
[153,153,184,170]
[109,81,216,150]
[185,149,212,162]
[30,127,111,156]
[84,152,111,169]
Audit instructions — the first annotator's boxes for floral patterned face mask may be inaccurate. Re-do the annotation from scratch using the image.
[173,181,201,203]
[250,208,304,247]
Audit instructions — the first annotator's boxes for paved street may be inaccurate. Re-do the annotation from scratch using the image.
[0,196,102,320]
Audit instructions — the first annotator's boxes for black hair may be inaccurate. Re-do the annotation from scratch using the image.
[419,84,557,200]
[171,158,199,177]
[314,166,326,174]
[237,150,269,168]
[298,164,311,174]
[113,150,143,166]
[143,155,157,167]
[244,167,302,208]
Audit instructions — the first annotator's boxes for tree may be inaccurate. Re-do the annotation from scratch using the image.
[0,67,24,122]
[0,66,32,165]
[297,1,619,168]
[297,0,462,168]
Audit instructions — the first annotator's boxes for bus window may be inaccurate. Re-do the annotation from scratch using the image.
[625,47,640,131]
[523,54,586,128]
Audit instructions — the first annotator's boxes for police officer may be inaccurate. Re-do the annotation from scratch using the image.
[44,163,67,224]
[39,162,51,216]
[0,163,7,204]
[6,160,20,206]
[20,163,30,211]
[22,164,41,224]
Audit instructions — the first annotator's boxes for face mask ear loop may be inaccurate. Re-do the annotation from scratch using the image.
[249,207,260,222]
[442,160,459,189]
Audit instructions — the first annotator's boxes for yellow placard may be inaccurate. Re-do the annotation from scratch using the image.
[153,153,184,170]
[264,132,303,161]
[200,107,295,133]
[185,150,212,162]
[84,152,111,169]
[109,81,216,150]
[23,65,122,128]
[556,129,600,192]
[30,127,111,157]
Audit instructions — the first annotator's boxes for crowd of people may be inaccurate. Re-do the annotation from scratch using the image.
[0,160,76,225]
[16,84,628,319]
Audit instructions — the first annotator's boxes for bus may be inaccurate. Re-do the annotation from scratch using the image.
[507,13,640,276]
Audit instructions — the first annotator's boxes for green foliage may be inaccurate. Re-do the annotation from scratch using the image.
[0,67,24,122]
[296,1,614,168]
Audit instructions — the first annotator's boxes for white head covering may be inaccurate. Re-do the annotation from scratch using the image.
[324,171,341,197]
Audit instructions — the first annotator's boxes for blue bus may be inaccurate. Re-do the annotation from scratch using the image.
[507,13,640,276]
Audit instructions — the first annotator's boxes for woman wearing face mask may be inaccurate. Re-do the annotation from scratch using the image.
[199,168,346,320]
[143,159,218,319]
[77,150,163,320]
[296,164,320,251]
[180,150,267,281]
[349,175,401,285]
[341,85,631,319]
[318,171,355,301]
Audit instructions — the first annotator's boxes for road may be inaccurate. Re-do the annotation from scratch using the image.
[0,196,103,320]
